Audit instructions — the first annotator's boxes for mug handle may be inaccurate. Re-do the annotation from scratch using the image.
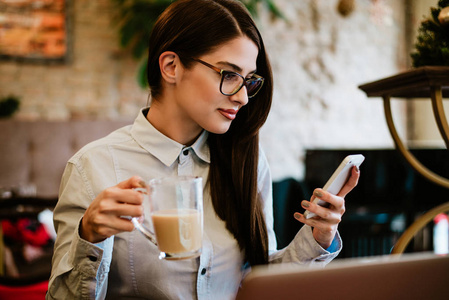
[132,187,158,245]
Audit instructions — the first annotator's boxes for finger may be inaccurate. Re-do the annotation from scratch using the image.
[112,203,144,218]
[301,199,339,221]
[310,189,344,211]
[294,212,322,227]
[116,176,147,190]
[338,166,360,197]
[93,217,136,238]
[92,198,143,219]
[110,217,136,232]
[103,187,144,206]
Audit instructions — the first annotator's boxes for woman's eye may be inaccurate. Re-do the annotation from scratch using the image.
[223,73,240,82]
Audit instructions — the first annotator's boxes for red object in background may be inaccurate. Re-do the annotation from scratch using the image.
[434,213,449,224]
[0,219,51,298]
[0,281,48,299]
[1,219,51,247]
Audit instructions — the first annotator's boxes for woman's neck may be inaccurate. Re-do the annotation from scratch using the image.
[146,100,203,146]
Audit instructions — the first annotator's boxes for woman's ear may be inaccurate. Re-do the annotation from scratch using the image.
[159,51,181,84]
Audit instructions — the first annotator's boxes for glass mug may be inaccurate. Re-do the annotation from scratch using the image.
[132,176,203,260]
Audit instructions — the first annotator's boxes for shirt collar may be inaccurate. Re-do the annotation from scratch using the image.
[130,108,210,167]
[190,129,210,163]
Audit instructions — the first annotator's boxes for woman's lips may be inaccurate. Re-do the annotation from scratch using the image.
[218,109,238,120]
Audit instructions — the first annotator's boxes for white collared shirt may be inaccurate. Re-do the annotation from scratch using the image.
[47,108,341,300]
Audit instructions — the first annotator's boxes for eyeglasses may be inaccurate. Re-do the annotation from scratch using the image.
[191,58,264,98]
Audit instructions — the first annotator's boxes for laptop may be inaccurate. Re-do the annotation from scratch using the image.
[235,253,449,300]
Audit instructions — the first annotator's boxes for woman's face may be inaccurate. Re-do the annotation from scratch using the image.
[174,36,259,135]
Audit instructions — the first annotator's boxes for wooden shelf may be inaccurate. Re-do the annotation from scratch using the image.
[359,66,449,98]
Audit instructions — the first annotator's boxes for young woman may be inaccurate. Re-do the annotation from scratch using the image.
[47,0,360,299]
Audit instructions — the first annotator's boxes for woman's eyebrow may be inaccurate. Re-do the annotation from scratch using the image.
[217,61,257,75]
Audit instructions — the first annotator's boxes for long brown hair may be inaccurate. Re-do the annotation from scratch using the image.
[147,0,273,266]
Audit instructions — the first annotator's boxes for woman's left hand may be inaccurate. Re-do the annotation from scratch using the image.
[293,166,360,249]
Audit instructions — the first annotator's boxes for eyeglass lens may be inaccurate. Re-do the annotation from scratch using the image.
[221,72,263,97]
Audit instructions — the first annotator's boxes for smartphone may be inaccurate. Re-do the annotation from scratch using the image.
[304,154,365,219]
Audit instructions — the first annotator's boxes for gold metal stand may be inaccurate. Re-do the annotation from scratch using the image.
[359,66,449,188]
[390,202,449,254]
[359,66,449,253]
[383,94,449,188]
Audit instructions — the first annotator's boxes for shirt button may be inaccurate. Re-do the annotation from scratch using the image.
[200,268,207,275]
[183,149,189,156]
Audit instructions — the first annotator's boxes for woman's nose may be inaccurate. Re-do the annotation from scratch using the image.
[229,86,249,106]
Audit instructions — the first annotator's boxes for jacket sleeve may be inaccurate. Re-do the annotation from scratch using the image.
[46,162,113,300]
[257,149,342,267]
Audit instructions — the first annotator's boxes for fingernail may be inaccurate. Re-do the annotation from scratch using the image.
[294,212,302,220]
[355,165,360,173]
[138,180,147,188]
[302,200,310,208]
[314,190,323,198]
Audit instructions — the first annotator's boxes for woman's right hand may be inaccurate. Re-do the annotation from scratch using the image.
[80,176,146,243]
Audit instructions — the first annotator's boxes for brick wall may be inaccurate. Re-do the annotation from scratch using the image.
[0,0,407,180]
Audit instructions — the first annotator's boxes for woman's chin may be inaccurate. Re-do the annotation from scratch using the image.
[206,123,232,135]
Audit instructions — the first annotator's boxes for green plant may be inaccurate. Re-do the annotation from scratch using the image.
[111,0,285,88]
[411,0,449,67]
[0,95,20,118]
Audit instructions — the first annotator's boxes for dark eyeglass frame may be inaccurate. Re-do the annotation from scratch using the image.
[191,58,264,98]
